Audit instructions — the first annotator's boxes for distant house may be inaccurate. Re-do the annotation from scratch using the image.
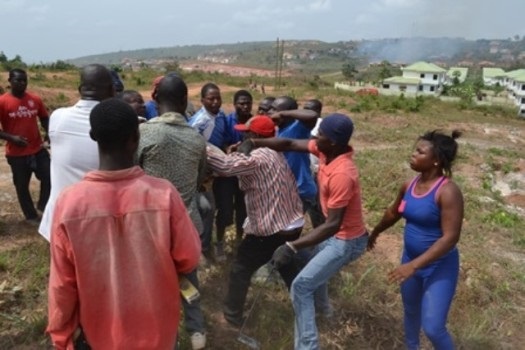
[482,68,506,86]
[445,67,469,85]
[382,76,420,93]
[382,61,446,95]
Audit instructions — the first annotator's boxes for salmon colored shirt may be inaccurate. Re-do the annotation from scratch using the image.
[47,166,201,350]
[308,140,366,240]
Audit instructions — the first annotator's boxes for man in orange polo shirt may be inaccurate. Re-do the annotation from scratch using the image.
[240,113,368,350]
[0,68,50,223]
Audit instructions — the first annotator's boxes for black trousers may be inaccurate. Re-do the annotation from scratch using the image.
[223,227,302,325]
[6,148,51,220]
[212,176,247,236]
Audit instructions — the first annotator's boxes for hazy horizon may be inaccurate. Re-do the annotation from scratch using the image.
[1,0,524,63]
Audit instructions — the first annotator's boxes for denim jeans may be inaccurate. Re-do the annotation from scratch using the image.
[181,269,205,335]
[291,234,368,350]
[197,191,214,253]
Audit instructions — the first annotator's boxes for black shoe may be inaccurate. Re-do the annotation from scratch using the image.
[223,313,244,328]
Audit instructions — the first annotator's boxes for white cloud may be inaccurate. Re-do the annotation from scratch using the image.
[295,0,332,12]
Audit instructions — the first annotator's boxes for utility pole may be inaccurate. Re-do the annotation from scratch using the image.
[274,38,285,91]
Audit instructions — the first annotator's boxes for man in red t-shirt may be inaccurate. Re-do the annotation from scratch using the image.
[0,69,50,223]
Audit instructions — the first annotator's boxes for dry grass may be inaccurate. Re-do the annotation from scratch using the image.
[0,72,524,349]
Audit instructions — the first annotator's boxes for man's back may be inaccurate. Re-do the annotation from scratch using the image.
[207,146,303,235]
[39,100,100,240]
[137,112,206,233]
[47,166,201,350]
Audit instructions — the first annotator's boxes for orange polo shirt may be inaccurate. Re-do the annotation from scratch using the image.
[47,166,201,350]
[308,140,366,240]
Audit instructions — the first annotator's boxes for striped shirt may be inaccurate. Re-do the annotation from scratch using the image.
[206,145,303,236]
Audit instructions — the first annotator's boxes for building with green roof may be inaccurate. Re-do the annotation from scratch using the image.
[446,67,469,84]
[482,67,506,86]
[381,61,446,95]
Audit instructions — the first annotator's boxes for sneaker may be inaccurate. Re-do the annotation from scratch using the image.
[190,332,206,350]
[214,242,226,262]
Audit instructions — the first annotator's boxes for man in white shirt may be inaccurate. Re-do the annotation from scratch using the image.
[38,64,114,240]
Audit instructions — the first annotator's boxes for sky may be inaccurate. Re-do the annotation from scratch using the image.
[2,0,524,63]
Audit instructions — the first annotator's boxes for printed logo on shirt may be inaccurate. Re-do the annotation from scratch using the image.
[7,104,38,119]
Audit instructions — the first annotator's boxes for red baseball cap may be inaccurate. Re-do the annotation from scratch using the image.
[234,115,276,137]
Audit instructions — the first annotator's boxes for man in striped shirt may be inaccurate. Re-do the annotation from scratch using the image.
[206,115,304,328]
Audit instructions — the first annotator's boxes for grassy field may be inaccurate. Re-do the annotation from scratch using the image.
[0,68,524,349]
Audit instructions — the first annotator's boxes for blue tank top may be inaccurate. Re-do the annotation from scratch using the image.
[399,176,457,263]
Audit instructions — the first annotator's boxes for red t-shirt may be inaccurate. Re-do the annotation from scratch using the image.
[0,92,48,156]
[308,140,366,240]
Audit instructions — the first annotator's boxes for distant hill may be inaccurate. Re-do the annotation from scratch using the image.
[67,37,525,73]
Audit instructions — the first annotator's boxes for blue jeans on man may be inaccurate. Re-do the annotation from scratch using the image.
[291,233,368,350]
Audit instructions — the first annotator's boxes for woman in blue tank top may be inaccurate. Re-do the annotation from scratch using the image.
[368,130,464,350]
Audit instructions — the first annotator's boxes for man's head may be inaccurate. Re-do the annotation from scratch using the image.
[270,96,298,113]
[150,75,164,100]
[257,96,275,115]
[200,83,221,115]
[110,70,125,93]
[155,74,188,115]
[8,69,28,97]
[234,115,275,139]
[303,99,323,115]
[316,113,354,154]
[89,98,139,155]
[233,90,253,122]
[79,64,114,101]
[117,90,146,117]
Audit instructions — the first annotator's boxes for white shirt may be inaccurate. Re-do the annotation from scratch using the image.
[310,118,322,174]
[39,100,100,240]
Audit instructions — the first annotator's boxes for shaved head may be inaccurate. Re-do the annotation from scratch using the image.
[155,74,188,115]
[79,64,114,101]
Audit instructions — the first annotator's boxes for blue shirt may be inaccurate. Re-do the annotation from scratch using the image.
[278,120,317,199]
[144,100,158,120]
[188,107,230,149]
[225,112,246,145]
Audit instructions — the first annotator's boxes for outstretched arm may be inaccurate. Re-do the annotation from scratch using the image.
[272,109,319,130]
[238,137,310,155]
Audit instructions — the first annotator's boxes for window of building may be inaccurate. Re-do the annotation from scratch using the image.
[430,86,435,92]
[418,85,423,91]
[400,85,407,92]
[383,84,390,89]
[420,73,425,78]
[521,84,525,90]
[521,97,525,104]
[433,74,438,80]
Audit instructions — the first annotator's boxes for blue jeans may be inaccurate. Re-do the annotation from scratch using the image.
[291,234,368,350]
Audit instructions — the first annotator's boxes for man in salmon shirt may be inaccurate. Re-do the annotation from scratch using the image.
[239,113,368,350]
[0,68,50,223]
[46,98,201,350]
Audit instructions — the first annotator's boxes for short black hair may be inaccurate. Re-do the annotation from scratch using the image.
[156,75,188,105]
[419,130,462,177]
[117,90,141,101]
[233,90,253,103]
[304,99,323,114]
[275,96,298,110]
[90,98,138,151]
[201,83,220,98]
[8,68,27,80]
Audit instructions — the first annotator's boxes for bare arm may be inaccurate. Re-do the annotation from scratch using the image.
[388,181,463,283]
[238,137,310,155]
[273,109,319,130]
[0,130,28,147]
[291,207,346,250]
[367,182,408,250]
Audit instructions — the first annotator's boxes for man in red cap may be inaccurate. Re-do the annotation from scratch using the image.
[206,115,304,328]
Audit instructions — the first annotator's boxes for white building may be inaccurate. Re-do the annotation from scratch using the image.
[382,61,446,95]
[482,68,506,86]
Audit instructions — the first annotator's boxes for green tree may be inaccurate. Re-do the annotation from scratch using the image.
[342,62,358,81]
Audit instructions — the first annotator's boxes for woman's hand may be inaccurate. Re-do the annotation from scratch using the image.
[388,263,416,284]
